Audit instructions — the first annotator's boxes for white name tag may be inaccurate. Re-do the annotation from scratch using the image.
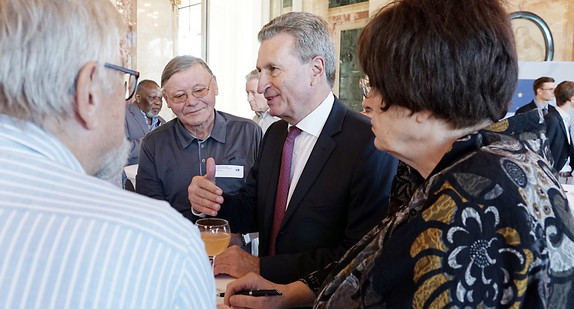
[215,165,244,178]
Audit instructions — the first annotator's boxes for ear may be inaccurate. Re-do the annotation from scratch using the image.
[414,109,433,123]
[75,61,101,130]
[309,56,326,86]
[212,75,219,96]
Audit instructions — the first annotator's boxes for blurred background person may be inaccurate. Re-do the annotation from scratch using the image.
[545,80,574,183]
[125,79,165,166]
[221,0,574,308]
[359,76,373,117]
[515,76,556,118]
[245,69,279,134]
[0,0,214,307]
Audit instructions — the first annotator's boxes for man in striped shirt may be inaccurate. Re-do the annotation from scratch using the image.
[0,0,215,308]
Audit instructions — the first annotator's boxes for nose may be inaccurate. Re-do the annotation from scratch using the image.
[257,73,270,95]
[184,91,200,106]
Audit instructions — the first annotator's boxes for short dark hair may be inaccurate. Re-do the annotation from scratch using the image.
[533,76,555,95]
[358,0,518,129]
[136,79,159,95]
[554,81,574,107]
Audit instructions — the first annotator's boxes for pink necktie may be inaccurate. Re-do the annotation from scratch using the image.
[269,126,301,256]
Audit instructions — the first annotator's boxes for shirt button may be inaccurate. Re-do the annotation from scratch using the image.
[202,159,206,163]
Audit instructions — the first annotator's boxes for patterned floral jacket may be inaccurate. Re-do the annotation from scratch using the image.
[305,111,574,308]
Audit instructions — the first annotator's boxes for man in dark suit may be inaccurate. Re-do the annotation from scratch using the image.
[515,76,556,118]
[125,80,165,165]
[188,12,398,284]
[545,80,574,183]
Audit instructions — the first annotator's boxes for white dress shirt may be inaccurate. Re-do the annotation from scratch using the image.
[556,105,572,173]
[285,92,335,210]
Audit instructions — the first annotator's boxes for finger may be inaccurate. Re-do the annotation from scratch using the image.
[224,273,262,305]
[229,295,271,309]
[206,157,217,184]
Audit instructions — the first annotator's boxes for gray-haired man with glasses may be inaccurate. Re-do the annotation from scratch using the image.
[0,0,215,307]
[136,55,263,225]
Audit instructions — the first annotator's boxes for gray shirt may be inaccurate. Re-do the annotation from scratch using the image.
[136,110,262,222]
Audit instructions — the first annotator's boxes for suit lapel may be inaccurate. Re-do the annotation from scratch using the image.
[128,103,149,135]
[280,100,346,228]
[262,121,289,238]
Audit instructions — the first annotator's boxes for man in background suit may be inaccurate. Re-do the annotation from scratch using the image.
[515,76,556,118]
[545,80,574,183]
[188,12,398,284]
[125,79,165,165]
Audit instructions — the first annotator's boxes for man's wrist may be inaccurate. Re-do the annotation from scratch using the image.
[191,207,206,218]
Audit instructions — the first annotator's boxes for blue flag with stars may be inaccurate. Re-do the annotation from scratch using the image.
[510,79,535,113]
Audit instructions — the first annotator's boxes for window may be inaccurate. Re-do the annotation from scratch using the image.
[178,0,203,57]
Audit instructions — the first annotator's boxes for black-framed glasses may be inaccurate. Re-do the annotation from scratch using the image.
[167,76,214,104]
[359,77,371,98]
[105,63,140,101]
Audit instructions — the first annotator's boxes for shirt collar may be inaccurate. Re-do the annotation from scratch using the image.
[290,92,334,137]
[556,106,571,123]
[534,100,548,110]
[174,110,226,148]
[0,115,85,174]
[138,108,160,128]
[429,110,544,178]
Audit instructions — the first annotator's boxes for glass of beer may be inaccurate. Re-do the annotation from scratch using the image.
[195,218,231,270]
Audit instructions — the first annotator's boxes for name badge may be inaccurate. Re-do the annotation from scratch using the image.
[215,165,244,178]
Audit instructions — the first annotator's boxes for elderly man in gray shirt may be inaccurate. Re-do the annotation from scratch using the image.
[136,56,262,222]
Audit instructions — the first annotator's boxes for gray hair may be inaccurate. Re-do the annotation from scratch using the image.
[161,56,213,88]
[245,69,259,81]
[258,12,336,88]
[0,0,125,127]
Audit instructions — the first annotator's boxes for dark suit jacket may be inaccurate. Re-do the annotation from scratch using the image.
[515,100,556,115]
[125,103,165,165]
[544,108,574,171]
[217,98,398,283]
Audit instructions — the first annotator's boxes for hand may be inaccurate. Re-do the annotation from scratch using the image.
[214,245,260,278]
[224,273,288,309]
[188,157,224,216]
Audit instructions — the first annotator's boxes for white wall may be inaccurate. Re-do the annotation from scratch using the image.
[137,0,176,120]
[206,0,264,119]
[137,0,267,121]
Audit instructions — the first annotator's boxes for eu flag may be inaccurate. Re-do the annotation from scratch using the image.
[510,79,535,113]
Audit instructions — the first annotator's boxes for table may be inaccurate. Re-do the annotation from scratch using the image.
[215,274,235,304]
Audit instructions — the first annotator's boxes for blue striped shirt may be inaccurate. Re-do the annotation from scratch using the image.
[0,115,216,308]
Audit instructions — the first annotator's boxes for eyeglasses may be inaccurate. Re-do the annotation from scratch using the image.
[167,76,214,104]
[104,63,140,100]
[540,88,555,91]
[359,77,371,98]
